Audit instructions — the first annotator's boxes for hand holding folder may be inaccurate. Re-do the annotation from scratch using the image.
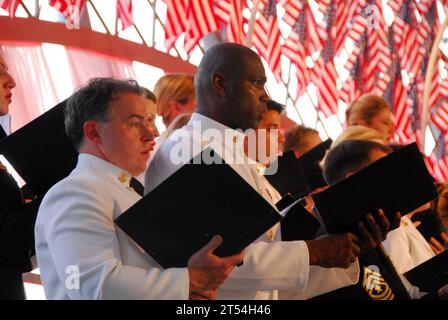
[115,148,281,269]
[188,234,245,294]
[278,197,364,269]
[312,143,437,236]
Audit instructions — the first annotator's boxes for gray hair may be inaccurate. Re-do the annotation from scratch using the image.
[65,78,143,149]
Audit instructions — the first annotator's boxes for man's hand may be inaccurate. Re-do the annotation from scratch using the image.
[306,233,360,268]
[188,235,244,294]
[357,209,401,254]
[429,232,448,255]
[189,290,217,300]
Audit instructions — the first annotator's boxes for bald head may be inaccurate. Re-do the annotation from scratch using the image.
[194,43,269,130]
[195,43,260,94]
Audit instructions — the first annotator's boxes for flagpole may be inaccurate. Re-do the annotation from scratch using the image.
[246,0,261,47]
[421,15,448,149]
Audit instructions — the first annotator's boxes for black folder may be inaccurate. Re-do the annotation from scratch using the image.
[280,200,321,241]
[275,193,296,211]
[115,148,281,268]
[265,151,310,198]
[0,101,78,197]
[0,124,6,140]
[297,139,332,190]
[411,209,443,243]
[404,250,448,292]
[312,143,438,235]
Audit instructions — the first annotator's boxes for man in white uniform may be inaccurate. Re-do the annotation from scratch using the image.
[145,43,394,299]
[35,78,244,300]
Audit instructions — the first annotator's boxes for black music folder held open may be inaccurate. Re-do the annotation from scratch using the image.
[0,101,78,197]
[115,148,282,269]
[297,138,332,190]
[265,151,310,198]
[404,250,448,292]
[280,200,321,241]
[312,143,438,235]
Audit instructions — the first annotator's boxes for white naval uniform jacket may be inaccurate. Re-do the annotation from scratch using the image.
[382,215,435,274]
[35,154,189,300]
[145,112,359,300]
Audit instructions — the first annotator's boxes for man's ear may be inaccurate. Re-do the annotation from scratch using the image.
[83,120,101,144]
[211,73,226,97]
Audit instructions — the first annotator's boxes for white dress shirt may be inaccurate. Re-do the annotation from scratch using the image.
[145,112,359,300]
[35,154,189,299]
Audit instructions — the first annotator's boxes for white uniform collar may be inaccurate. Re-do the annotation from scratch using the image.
[186,112,248,159]
[187,112,247,142]
[77,153,133,188]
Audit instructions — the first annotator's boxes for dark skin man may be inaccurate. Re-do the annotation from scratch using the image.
[193,43,400,269]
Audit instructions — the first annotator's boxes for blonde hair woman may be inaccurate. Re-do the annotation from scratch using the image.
[322,125,387,168]
[346,94,395,142]
[154,74,195,127]
[331,125,388,148]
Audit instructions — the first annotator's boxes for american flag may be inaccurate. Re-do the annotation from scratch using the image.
[283,0,325,55]
[283,34,310,98]
[416,0,435,16]
[117,0,133,31]
[423,0,439,36]
[49,0,86,26]
[0,0,21,17]
[383,26,411,143]
[340,49,364,104]
[428,52,441,115]
[392,0,428,79]
[347,0,367,19]
[432,101,448,133]
[387,0,405,13]
[315,0,367,54]
[395,72,411,143]
[366,1,391,94]
[333,0,348,53]
[213,0,246,45]
[315,2,339,117]
[282,0,324,98]
[341,24,368,105]
[408,81,420,134]
[383,27,399,108]
[345,1,390,94]
[440,79,448,99]
[184,0,219,53]
[252,0,282,81]
[432,134,448,182]
[346,13,368,44]
[314,0,331,13]
[163,0,188,52]
[431,59,448,134]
